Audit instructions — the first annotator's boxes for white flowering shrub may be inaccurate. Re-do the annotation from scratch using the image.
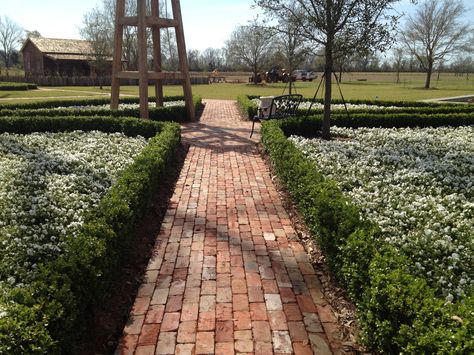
[53,100,185,111]
[251,98,402,111]
[290,126,474,301]
[0,131,147,290]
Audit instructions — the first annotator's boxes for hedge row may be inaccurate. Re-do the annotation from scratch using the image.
[236,94,473,120]
[0,116,181,353]
[260,119,473,353]
[0,82,38,91]
[237,94,259,119]
[0,95,186,110]
[277,112,474,138]
[0,96,202,123]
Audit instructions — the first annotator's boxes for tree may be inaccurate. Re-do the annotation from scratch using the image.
[259,3,310,93]
[225,23,273,84]
[255,0,399,139]
[81,0,174,71]
[392,45,406,83]
[201,47,224,72]
[402,0,471,89]
[187,49,201,71]
[80,7,113,83]
[0,16,23,76]
[275,18,311,92]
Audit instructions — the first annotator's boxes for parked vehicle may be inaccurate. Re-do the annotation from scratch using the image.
[292,69,317,81]
[306,71,317,81]
[265,67,290,83]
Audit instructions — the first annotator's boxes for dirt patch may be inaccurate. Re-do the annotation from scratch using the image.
[258,143,371,355]
[72,143,189,355]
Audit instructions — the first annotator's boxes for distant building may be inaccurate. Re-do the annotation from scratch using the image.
[21,37,111,77]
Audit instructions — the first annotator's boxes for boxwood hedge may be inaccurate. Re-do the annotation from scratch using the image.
[0,82,38,91]
[260,117,473,353]
[0,95,202,123]
[237,94,474,122]
[0,115,181,354]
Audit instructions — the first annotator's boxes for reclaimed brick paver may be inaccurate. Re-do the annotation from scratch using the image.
[115,100,340,354]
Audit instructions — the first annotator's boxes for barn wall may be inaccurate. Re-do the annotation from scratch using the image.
[22,42,44,76]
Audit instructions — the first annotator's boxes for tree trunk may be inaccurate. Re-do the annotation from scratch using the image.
[322,43,333,140]
[425,61,433,89]
[396,68,400,84]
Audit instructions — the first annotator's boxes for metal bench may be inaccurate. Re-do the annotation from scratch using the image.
[250,94,303,137]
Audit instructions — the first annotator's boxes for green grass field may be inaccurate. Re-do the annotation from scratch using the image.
[0,72,472,105]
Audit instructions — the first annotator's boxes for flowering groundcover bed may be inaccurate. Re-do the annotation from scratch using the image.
[261,116,474,353]
[0,95,202,123]
[237,94,474,124]
[290,126,473,302]
[0,115,180,353]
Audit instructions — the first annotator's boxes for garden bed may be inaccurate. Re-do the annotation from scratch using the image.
[260,116,474,353]
[0,95,203,123]
[0,115,181,353]
[237,94,474,121]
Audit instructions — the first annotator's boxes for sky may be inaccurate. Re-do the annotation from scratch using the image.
[1,0,473,52]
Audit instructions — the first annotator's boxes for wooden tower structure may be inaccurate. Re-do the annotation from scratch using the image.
[110,0,195,120]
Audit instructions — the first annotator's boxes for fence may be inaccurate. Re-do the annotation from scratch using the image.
[0,75,209,87]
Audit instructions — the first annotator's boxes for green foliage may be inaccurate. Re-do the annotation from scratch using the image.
[0,115,180,353]
[0,82,38,91]
[237,94,474,122]
[278,112,474,133]
[237,94,259,118]
[0,96,202,123]
[260,118,474,353]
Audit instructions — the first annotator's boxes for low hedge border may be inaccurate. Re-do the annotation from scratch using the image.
[278,112,474,138]
[261,118,473,353]
[0,96,202,123]
[0,82,38,91]
[237,94,473,120]
[0,116,181,353]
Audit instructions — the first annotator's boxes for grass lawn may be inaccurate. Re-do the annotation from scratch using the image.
[0,72,473,105]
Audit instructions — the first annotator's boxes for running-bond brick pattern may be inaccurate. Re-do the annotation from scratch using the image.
[116,100,341,355]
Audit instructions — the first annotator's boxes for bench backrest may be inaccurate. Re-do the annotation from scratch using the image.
[268,94,303,119]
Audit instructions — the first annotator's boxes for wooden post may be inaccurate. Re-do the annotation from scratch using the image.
[111,0,125,110]
[171,0,195,121]
[111,0,194,120]
[137,0,149,118]
[151,0,164,106]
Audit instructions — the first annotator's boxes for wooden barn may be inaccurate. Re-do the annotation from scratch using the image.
[21,37,111,77]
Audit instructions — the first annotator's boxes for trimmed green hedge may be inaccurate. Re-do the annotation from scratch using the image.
[0,116,181,353]
[277,112,474,138]
[261,119,473,353]
[237,94,259,119]
[0,82,38,91]
[0,96,202,123]
[237,94,473,120]
[0,95,185,110]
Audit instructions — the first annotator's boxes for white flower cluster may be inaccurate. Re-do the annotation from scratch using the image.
[290,126,474,301]
[251,98,402,111]
[53,100,185,111]
[0,131,147,289]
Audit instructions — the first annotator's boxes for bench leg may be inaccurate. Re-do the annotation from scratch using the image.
[250,119,256,138]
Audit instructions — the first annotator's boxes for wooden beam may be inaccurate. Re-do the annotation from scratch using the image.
[119,16,178,28]
[111,0,125,110]
[171,0,195,121]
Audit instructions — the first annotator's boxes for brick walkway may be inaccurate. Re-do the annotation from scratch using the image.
[116,100,341,355]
